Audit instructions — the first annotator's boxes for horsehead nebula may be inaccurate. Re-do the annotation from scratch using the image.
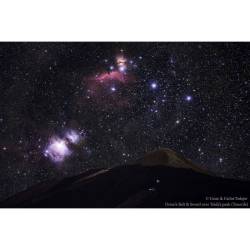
[95,70,126,83]
[82,54,136,109]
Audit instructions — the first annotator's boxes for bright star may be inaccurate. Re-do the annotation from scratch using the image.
[118,65,126,73]
[117,56,127,73]
[111,86,116,92]
[151,82,158,89]
[185,95,192,101]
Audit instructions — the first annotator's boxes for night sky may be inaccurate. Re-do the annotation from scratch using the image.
[0,42,249,201]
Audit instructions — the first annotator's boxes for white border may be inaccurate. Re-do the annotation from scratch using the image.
[0,209,249,250]
[0,0,250,41]
[0,1,250,249]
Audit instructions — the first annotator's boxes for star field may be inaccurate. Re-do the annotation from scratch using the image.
[0,42,249,200]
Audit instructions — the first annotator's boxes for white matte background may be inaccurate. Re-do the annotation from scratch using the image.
[0,0,249,249]
[0,0,249,41]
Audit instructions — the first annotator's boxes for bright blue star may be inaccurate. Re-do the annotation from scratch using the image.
[150,82,158,89]
[111,86,116,92]
[185,95,192,101]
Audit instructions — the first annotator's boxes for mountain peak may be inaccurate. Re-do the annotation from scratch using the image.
[137,148,208,175]
[1,148,249,208]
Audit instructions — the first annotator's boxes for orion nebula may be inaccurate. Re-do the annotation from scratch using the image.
[44,130,83,163]
[44,137,71,163]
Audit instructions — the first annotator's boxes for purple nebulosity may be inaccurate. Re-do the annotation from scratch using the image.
[44,137,71,163]
[43,129,85,163]
[65,130,80,144]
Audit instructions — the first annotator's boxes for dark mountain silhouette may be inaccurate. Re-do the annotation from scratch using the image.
[1,148,249,208]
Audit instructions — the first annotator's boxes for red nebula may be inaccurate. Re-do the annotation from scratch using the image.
[81,69,135,110]
[95,70,127,83]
